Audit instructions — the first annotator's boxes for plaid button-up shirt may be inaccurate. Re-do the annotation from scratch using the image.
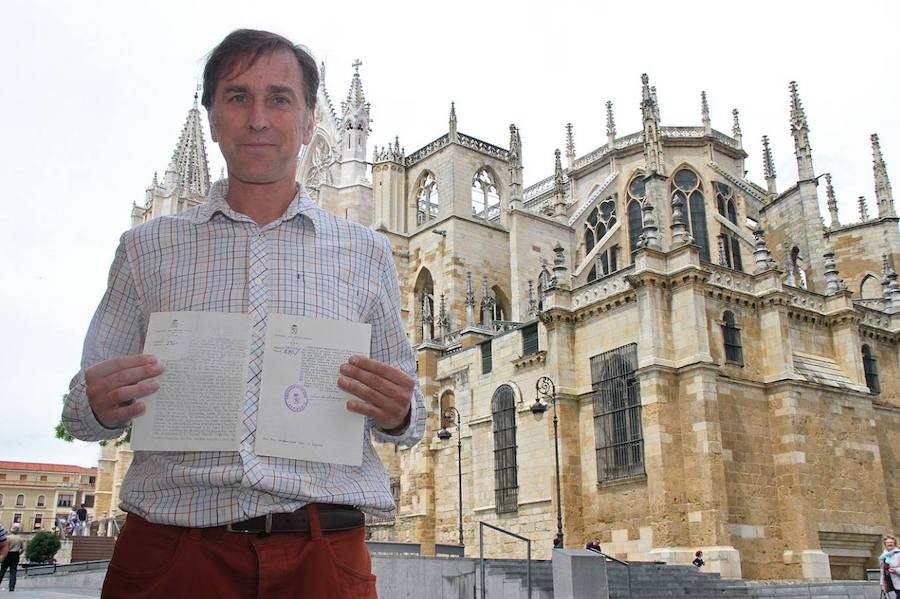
[63,181,425,526]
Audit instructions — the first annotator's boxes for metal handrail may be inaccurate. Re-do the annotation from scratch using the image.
[478,521,532,599]
[590,549,631,596]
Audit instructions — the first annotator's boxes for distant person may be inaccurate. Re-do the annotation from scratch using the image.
[585,539,602,553]
[692,550,705,571]
[0,532,25,591]
[881,535,900,598]
[75,504,88,536]
[0,524,8,585]
[553,535,563,549]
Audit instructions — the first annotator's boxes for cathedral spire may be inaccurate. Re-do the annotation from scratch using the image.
[338,60,371,184]
[732,108,742,148]
[823,249,847,295]
[565,123,576,168]
[701,91,711,133]
[164,91,210,199]
[553,149,566,221]
[762,135,777,195]
[871,133,895,217]
[752,226,776,274]
[508,124,523,210]
[465,272,475,326]
[606,100,616,146]
[825,173,840,227]
[342,59,367,110]
[789,81,815,182]
[641,74,663,174]
[449,101,458,142]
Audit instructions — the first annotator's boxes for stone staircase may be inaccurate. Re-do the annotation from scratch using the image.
[473,557,882,599]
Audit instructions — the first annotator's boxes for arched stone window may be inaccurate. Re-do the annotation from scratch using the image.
[471,168,500,220]
[591,344,644,482]
[491,385,518,514]
[490,285,509,323]
[715,182,743,271]
[860,275,881,299]
[416,171,440,225]
[36,495,45,508]
[862,344,880,394]
[413,268,435,343]
[537,267,552,312]
[672,168,710,262]
[627,175,646,259]
[16,494,24,507]
[0,493,4,506]
[584,199,620,282]
[722,310,743,365]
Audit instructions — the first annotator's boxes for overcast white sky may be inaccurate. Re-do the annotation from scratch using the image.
[2,0,897,467]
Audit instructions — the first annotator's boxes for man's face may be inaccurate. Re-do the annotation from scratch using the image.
[209,49,315,187]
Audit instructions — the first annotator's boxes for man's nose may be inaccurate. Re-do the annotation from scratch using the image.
[248,100,269,131]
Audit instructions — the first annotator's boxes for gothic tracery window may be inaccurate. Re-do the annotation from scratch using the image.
[416,171,440,225]
[672,168,711,262]
[584,199,620,281]
[471,168,500,220]
[715,182,743,271]
[627,175,646,259]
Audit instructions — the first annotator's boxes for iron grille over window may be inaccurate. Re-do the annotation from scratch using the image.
[590,344,644,482]
[862,344,880,394]
[521,323,539,356]
[482,340,493,374]
[722,311,744,365]
[492,385,518,513]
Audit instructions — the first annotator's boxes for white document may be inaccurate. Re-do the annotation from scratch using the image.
[255,314,372,466]
[131,312,250,451]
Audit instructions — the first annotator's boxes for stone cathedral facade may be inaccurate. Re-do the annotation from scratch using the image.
[101,66,898,582]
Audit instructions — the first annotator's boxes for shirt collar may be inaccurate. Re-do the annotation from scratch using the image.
[192,179,319,233]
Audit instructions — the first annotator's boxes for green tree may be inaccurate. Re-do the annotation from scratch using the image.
[54,393,131,446]
[54,393,74,442]
[24,531,61,564]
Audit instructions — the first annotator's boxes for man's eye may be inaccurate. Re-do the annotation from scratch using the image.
[228,95,247,103]
[272,96,289,105]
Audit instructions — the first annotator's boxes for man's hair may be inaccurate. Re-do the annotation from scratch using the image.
[695,550,703,557]
[202,29,319,114]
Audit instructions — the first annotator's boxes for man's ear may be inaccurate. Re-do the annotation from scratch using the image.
[209,110,219,143]
[301,109,316,146]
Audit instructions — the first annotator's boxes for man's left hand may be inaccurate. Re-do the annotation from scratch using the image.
[339,355,413,433]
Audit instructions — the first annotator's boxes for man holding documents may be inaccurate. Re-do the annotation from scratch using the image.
[62,29,424,599]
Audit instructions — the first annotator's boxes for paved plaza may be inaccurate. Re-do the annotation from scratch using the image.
[0,591,99,598]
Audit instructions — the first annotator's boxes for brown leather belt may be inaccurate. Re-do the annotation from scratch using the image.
[225,503,364,534]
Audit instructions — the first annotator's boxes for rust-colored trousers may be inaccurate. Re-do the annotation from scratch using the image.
[101,507,377,599]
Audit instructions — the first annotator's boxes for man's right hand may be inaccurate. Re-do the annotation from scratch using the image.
[85,355,163,429]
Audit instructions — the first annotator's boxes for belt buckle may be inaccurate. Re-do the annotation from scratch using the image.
[226,513,273,534]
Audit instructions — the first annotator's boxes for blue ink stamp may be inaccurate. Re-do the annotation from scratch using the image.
[284,384,309,413]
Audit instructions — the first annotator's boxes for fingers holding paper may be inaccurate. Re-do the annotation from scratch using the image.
[85,354,164,429]
[338,355,413,433]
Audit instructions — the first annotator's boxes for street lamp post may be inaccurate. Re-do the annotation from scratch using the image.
[437,406,464,546]
[531,376,563,548]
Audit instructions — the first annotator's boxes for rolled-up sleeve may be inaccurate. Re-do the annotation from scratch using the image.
[62,234,145,441]
[369,235,425,447]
